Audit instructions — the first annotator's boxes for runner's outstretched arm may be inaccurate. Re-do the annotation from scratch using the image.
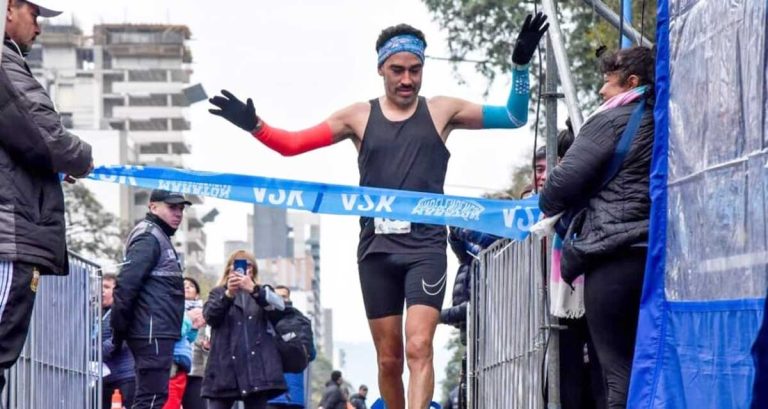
[442,12,549,131]
[209,90,358,156]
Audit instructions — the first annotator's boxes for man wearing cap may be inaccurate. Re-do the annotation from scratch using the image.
[2,0,92,181]
[112,190,191,408]
[209,15,548,409]
[0,0,93,401]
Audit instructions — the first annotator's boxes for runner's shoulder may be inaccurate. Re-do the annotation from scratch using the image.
[332,101,371,122]
[427,95,466,112]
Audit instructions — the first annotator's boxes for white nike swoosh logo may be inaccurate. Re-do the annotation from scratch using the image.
[422,273,447,296]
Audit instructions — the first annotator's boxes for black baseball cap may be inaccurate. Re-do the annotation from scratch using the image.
[149,189,192,205]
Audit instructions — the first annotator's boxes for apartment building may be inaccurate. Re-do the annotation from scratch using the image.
[31,23,208,275]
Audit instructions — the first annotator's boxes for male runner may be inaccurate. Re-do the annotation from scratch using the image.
[209,13,548,409]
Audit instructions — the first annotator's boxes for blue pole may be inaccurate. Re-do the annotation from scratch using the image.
[622,0,633,48]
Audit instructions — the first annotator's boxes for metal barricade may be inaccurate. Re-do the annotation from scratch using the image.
[3,253,102,409]
[468,237,548,409]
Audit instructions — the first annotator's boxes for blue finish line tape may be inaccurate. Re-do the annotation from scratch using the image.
[89,165,541,240]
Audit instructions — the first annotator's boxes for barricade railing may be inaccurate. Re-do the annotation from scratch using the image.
[468,237,548,409]
[2,253,103,409]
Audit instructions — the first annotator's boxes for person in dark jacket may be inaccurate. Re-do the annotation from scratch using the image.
[267,285,314,409]
[101,274,136,408]
[539,46,655,409]
[0,0,93,398]
[441,226,499,330]
[112,189,191,409]
[349,384,369,409]
[318,371,346,409]
[203,250,287,409]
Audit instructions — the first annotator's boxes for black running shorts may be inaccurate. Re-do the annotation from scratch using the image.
[358,252,448,320]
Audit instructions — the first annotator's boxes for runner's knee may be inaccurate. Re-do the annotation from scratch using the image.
[377,353,404,375]
[406,335,433,363]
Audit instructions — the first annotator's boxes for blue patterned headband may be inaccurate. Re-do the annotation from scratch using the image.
[377,34,426,67]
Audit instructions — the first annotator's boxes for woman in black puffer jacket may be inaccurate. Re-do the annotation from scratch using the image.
[539,46,655,409]
[203,250,286,409]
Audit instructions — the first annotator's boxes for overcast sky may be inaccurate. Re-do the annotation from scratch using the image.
[49,0,541,399]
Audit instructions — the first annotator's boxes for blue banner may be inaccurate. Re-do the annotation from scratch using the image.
[88,165,540,240]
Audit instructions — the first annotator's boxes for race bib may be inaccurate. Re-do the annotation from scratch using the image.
[374,218,411,234]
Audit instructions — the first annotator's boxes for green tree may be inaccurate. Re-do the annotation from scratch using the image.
[422,0,657,110]
[440,329,466,404]
[63,183,126,264]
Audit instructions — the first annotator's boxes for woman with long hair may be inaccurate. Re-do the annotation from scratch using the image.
[202,250,287,409]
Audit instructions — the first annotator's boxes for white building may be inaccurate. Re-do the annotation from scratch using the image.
[31,23,209,276]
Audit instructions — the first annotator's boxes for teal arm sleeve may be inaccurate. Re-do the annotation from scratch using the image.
[481,64,530,129]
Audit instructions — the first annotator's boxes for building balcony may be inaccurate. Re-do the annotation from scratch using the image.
[130,130,188,144]
[186,208,204,229]
[104,43,191,61]
[186,228,206,252]
[113,106,185,120]
[137,153,184,168]
[112,81,185,94]
[183,250,207,276]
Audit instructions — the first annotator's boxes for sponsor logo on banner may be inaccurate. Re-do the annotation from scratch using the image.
[502,206,540,232]
[341,194,396,212]
[96,165,142,187]
[158,180,232,199]
[411,198,485,220]
[253,188,306,208]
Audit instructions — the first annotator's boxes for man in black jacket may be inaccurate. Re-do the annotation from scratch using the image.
[112,189,191,409]
[539,46,655,409]
[0,0,93,399]
[319,370,346,409]
[349,384,368,409]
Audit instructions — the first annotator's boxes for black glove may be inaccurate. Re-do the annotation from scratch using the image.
[208,89,259,132]
[511,12,550,66]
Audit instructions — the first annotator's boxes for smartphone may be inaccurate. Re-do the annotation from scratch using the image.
[233,259,248,276]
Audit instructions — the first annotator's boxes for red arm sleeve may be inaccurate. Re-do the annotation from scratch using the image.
[250,121,334,156]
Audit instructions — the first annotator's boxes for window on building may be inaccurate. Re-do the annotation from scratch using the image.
[103,98,125,118]
[171,118,190,131]
[108,31,185,45]
[129,118,168,131]
[170,69,190,83]
[129,94,168,106]
[139,143,169,154]
[170,94,189,106]
[128,69,167,82]
[27,47,43,68]
[171,142,190,154]
[134,190,149,205]
[60,113,74,129]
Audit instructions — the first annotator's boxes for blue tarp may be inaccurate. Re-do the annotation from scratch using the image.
[628,1,768,407]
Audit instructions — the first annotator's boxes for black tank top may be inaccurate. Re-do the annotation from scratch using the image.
[357,97,450,260]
